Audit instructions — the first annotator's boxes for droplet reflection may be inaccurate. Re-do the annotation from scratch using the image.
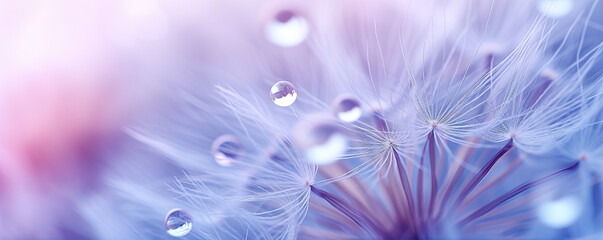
[270,81,297,107]
[333,94,362,122]
[294,119,348,165]
[211,135,243,167]
[165,208,193,237]
[265,10,309,47]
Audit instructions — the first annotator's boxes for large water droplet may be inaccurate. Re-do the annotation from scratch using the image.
[265,10,309,47]
[306,133,348,165]
[165,209,192,237]
[270,81,297,107]
[537,196,582,228]
[333,94,362,122]
[211,135,243,167]
[538,0,573,18]
[294,119,349,165]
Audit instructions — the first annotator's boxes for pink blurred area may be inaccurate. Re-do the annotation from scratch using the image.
[1,1,126,184]
[0,0,182,178]
[0,0,173,236]
[0,0,419,237]
[0,0,272,235]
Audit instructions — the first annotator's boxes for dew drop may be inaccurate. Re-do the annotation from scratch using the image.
[294,119,349,165]
[270,81,297,107]
[306,133,348,165]
[265,10,309,47]
[538,0,573,18]
[211,135,243,167]
[537,196,582,228]
[165,209,192,237]
[333,94,362,122]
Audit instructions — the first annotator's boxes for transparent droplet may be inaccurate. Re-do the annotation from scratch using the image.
[270,81,297,107]
[265,10,309,47]
[165,209,192,237]
[294,119,348,165]
[211,135,243,167]
[538,0,573,18]
[306,133,348,165]
[333,94,362,122]
[537,196,582,228]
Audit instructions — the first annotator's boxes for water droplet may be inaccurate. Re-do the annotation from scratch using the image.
[270,81,297,107]
[211,135,243,167]
[165,209,192,237]
[537,196,582,228]
[294,119,348,165]
[538,0,573,18]
[265,10,309,47]
[333,94,362,122]
[306,133,348,165]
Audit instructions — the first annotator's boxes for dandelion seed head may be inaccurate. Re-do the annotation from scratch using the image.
[107,0,603,237]
[35,0,603,239]
[557,110,603,174]
[480,21,603,154]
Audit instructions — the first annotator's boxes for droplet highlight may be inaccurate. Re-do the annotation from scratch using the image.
[265,10,309,47]
[270,81,297,107]
[211,134,243,167]
[537,196,582,228]
[294,119,349,165]
[538,0,573,18]
[165,209,193,237]
[333,94,362,122]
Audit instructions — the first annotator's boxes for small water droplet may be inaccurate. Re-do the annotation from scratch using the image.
[537,196,582,228]
[538,0,573,18]
[333,94,362,122]
[265,10,309,47]
[294,119,348,165]
[270,81,297,107]
[165,209,192,237]
[211,135,243,167]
